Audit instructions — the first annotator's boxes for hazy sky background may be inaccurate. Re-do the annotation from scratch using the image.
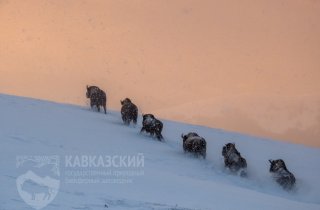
[1,0,319,147]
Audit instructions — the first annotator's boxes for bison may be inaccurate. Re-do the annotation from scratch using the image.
[140,114,163,140]
[86,85,107,114]
[120,98,138,125]
[222,143,247,176]
[269,159,295,190]
[181,132,206,159]
[21,179,53,200]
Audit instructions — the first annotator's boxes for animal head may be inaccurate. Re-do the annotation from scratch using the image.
[86,85,99,98]
[120,98,132,105]
[222,143,236,156]
[181,132,199,141]
[269,159,287,172]
[181,132,199,142]
[225,143,236,151]
[142,114,155,121]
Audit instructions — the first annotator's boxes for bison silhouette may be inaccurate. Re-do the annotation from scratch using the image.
[21,179,53,200]
[140,114,163,140]
[181,132,206,159]
[86,85,107,114]
[269,159,295,190]
[120,98,138,125]
[222,143,247,176]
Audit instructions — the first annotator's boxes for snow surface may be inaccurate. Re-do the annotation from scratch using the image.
[0,94,319,210]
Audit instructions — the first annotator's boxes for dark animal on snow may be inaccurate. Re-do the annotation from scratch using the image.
[181,132,206,159]
[86,85,107,114]
[140,114,163,140]
[120,98,138,125]
[222,143,247,176]
[269,159,295,190]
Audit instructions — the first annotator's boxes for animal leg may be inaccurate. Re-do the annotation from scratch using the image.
[156,133,163,141]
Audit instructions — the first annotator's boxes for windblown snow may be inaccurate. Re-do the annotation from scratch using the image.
[0,94,319,210]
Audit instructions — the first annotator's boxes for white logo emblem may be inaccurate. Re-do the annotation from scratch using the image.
[16,156,60,209]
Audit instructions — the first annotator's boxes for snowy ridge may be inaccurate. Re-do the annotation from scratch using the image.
[0,94,319,210]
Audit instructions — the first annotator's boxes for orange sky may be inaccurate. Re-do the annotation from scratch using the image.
[1,0,319,147]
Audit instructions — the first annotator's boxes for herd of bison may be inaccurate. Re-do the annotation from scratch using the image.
[86,85,296,191]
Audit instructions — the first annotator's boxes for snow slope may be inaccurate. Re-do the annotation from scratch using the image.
[0,94,319,210]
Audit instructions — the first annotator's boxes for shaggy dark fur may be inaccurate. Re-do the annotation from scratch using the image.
[120,98,138,125]
[181,132,206,159]
[222,143,247,176]
[140,114,163,140]
[269,159,295,190]
[86,85,107,114]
